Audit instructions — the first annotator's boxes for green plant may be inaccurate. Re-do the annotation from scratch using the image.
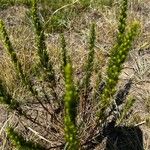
[0,0,31,9]
[0,0,140,149]
[98,21,139,120]
[99,0,114,7]
[6,127,46,150]
[64,63,79,150]
[80,0,91,8]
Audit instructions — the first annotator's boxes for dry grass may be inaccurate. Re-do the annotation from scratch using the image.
[0,0,150,149]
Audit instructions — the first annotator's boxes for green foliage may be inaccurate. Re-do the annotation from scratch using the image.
[6,127,46,150]
[60,34,67,77]
[80,0,91,8]
[64,63,79,150]
[0,79,22,112]
[60,34,79,149]
[98,0,114,7]
[48,12,68,32]
[99,22,139,119]
[83,24,96,91]
[116,97,136,125]
[80,23,96,109]
[117,0,128,44]
[0,19,37,96]
[0,20,27,86]
[0,0,112,33]
[41,0,71,11]
[0,0,140,149]
[0,0,31,9]
[98,0,139,120]
[42,1,78,33]
[31,0,56,86]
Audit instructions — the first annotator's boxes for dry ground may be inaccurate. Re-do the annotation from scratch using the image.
[0,0,150,149]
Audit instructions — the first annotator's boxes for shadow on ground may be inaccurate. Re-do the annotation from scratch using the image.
[84,79,144,150]
[84,122,144,150]
[105,125,143,150]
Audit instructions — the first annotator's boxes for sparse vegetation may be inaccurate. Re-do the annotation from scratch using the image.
[0,0,149,149]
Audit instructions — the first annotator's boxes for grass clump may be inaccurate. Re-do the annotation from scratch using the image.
[0,0,140,149]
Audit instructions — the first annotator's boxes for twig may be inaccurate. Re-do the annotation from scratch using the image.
[134,121,146,127]
[27,127,52,144]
